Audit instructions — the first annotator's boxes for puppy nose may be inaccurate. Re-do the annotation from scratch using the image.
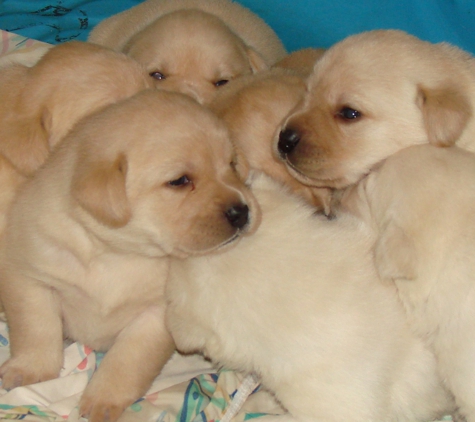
[278,128,301,156]
[225,204,249,229]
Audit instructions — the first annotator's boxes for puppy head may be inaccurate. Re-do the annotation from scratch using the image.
[210,68,332,214]
[123,9,268,104]
[277,30,473,189]
[71,89,259,258]
[0,42,151,176]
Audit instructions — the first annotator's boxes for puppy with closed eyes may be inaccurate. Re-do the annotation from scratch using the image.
[166,172,455,422]
[89,0,287,104]
[209,50,331,214]
[0,90,258,422]
[340,144,475,422]
[277,30,475,190]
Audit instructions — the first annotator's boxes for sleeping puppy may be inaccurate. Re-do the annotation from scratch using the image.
[166,172,455,422]
[340,144,475,422]
[277,29,475,189]
[0,90,258,422]
[88,0,287,104]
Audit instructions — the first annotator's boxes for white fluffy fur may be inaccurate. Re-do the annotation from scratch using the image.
[166,173,454,422]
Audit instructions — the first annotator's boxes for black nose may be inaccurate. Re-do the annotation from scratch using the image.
[225,204,249,229]
[278,128,301,156]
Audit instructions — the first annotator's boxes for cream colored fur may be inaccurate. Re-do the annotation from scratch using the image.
[166,173,455,422]
[209,65,332,214]
[0,90,258,422]
[89,0,286,64]
[88,0,286,103]
[342,144,475,422]
[280,30,475,189]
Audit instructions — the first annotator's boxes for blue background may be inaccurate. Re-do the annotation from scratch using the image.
[0,0,475,54]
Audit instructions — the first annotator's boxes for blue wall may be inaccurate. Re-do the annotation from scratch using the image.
[1,0,475,54]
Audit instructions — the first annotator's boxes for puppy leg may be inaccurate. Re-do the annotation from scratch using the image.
[0,275,63,389]
[79,304,174,422]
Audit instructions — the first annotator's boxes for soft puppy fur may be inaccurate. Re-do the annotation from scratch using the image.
[209,57,332,214]
[166,173,455,422]
[0,90,258,422]
[341,144,475,422]
[273,47,326,77]
[277,29,475,189]
[0,42,151,315]
[88,0,287,104]
[0,42,152,316]
[0,41,151,178]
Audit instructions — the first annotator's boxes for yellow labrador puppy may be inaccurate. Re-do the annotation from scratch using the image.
[277,30,475,189]
[88,0,287,104]
[209,66,332,215]
[166,172,455,422]
[0,90,258,422]
[340,144,475,422]
[0,42,151,316]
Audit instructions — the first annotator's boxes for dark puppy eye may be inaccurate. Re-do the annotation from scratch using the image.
[168,175,191,187]
[214,79,229,87]
[337,107,362,121]
[150,71,166,80]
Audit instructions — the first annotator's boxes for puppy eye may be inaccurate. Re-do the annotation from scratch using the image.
[168,175,191,187]
[150,71,166,80]
[214,79,229,87]
[337,107,362,121]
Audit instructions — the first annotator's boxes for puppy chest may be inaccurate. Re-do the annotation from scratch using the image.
[58,255,168,347]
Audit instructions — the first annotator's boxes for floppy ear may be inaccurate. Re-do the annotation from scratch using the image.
[374,221,417,281]
[72,153,131,228]
[418,83,472,147]
[0,112,50,175]
[246,47,269,73]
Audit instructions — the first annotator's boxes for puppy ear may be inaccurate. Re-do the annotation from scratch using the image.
[246,47,269,73]
[374,221,417,281]
[418,83,472,147]
[0,112,50,175]
[72,153,131,228]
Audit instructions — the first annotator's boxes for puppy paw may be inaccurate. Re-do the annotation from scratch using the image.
[79,383,136,422]
[0,357,60,390]
[79,398,127,422]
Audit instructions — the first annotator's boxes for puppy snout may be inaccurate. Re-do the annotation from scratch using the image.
[225,204,249,229]
[278,128,301,156]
